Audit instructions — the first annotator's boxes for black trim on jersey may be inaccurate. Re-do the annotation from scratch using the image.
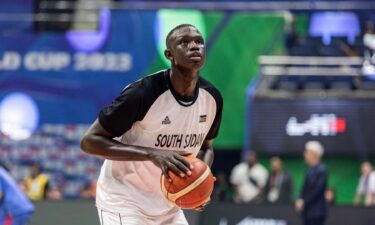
[99,69,223,139]
[165,69,199,107]
[199,77,223,140]
[99,70,169,137]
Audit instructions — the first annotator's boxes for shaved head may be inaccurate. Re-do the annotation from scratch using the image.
[166,24,199,49]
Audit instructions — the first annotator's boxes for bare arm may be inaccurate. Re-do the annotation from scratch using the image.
[365,193,373,206]
[80,119,192,180]
[354,194,361,205]
[194,139,215,211]
[196,139,214,167]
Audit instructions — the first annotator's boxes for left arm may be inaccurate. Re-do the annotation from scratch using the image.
[193,139,215,211]
[197,139,214,167]
[198,86,222,168]
[194,87,222,211]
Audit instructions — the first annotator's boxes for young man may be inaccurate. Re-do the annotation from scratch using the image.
[263,157,292,204]
[229,151,268,203]
[0,166,34,225]
[354,161,375,206]
[81,24,223,225]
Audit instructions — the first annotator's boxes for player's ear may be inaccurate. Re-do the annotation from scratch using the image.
[164,49,173,62]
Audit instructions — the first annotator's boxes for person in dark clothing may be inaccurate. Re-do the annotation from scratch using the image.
[264,157,293,204]
[296,141,328,225]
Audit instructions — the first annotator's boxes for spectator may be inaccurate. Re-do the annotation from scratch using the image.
[362,21,375,75]
[296,141,328,225]
[0,166,34,225]
[230,151,268,203]
[364,21,375,54]
[264,157,293,204]
[325,187,336,205]
[24,163,50,201]
[353,161,375,206]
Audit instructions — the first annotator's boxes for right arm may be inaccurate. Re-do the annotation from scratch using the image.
[81,119,156,161]
[81,83,192,180]
[81,119,192,180]
[354,194,361,205]
[296,173,308,212]
[365,193,373,206]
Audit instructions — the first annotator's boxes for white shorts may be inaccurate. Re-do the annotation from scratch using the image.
[97,208,189,225]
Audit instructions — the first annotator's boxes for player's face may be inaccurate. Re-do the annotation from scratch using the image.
[168,27,206,70]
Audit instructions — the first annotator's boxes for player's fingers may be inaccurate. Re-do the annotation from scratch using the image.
[202,197,211,207]
[179,152,192,156]
[172,157,191,176]
[161,165,172,182]
[166,161,185,178]
[174,154,193,170]
[194,205,204,212]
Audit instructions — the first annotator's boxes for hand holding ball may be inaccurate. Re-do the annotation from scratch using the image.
[161,156,215,209]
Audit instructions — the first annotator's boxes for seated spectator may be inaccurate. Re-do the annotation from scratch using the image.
[263,157,292,204]
[325,187,336,205]
[24,163,50,201]
[230,151,268,203]
[354,161,375,206]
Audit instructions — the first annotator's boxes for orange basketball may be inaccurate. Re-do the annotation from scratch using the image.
[161,155,215,209]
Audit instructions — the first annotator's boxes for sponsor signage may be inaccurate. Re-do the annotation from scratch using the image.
[250,99,375,155]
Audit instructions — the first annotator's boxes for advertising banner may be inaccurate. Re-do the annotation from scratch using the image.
[251,98,375,155]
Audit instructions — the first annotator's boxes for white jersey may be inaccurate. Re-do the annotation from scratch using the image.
[230,162,269,203]
[96,69,223,216]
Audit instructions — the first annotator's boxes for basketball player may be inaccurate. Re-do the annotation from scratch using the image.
[81,24,223,225]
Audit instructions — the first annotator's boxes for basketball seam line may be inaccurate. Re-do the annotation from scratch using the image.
[165,166,212,202]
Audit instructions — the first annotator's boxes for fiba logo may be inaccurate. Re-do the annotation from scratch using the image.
[286,114,346,136]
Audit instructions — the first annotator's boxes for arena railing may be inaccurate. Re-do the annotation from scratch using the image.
[38,1,375,11]
[258,55,364,76]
